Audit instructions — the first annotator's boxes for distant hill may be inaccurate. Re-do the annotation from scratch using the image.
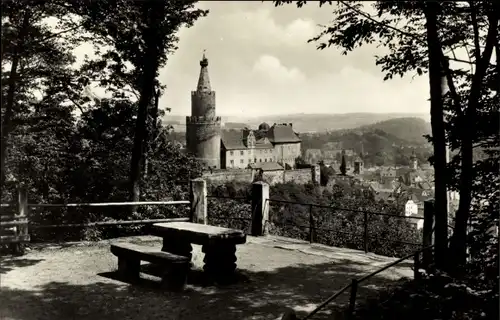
[246,113,429,133]
[300,117,432,167]
[358,118,431,144]
[164,112,430,133]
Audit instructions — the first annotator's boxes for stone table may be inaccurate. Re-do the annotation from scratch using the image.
[150,222,247,284]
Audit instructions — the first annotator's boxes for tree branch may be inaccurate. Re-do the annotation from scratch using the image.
[469,1,482,64]
[337,0,473,66]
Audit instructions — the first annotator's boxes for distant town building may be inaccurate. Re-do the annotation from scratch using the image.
[405,199,418,216]
[353,156,364,175]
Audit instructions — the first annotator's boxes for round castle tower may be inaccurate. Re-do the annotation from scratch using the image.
[186,53,222,169]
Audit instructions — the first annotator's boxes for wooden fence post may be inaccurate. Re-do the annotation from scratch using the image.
[251,181,269,236]
[189,178,207,224]
[422,199,435,269]
[12,186,29,254]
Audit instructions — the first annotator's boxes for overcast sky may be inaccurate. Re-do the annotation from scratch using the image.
[158,1,432,117]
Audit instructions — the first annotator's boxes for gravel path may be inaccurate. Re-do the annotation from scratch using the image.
[0,236,412,320]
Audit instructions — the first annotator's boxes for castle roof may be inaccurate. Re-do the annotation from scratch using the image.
[267,123,301,144]
[221,130,273,150]
[197,52,211,92]
[221,130,245,150]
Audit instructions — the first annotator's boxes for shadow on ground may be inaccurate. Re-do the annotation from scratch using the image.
[0,256,44,275]
[0,257,409,320]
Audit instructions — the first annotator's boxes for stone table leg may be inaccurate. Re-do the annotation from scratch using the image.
[161,238,193,260]
[202,243,237,285]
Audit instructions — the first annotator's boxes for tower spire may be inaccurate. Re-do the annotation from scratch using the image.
[197,50,211,92]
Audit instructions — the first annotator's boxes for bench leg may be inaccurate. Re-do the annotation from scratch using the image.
[162,238,193,261]
[117,257,140,281]
[161,263,189,292]
[9,243,25,256]
[202,243,237,285]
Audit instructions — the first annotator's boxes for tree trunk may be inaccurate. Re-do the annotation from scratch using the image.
[0,11,30,191]
[449,5,499,270]
[423,1,448,270]
[128,44,159,212]
[142,88,160,179]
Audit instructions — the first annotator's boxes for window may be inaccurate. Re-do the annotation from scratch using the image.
[264,149,267,153]
[240,159,244,164]
[249,159,252,163]
[259,159,262,162]
[265,158,267,162]
[230,151,233,156]
[230,160,234,165]
[240,151,244,156]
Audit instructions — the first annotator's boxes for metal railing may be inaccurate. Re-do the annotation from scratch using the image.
[301,244,433,320]
[206,194,253,233]
[265,198,424,254]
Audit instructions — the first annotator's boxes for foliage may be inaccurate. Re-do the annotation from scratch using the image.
[352,267,498,320]
[319,162,335,186]
[360,118,431,145]
[208,181,421,258]
[1,1,206,242]
[274,0,498,317]
[66,0,208,204]
[300,126,432,167]
[340,153,347,175]
[275,0,498,269]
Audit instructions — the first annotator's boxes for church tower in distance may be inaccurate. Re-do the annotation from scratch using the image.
[186,53,221,169]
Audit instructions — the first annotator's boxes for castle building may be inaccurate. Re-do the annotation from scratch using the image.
[186,54,301,170]
[220,123,302,170]
[186,53,222,169]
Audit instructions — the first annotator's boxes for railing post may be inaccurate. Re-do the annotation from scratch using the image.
[189,178,207,224]
[347,279,358,319]
[363,211,369,253]
[423,200,435,269]
[413,252,421,281]
[251,181,269,236]
[309,204,314,243]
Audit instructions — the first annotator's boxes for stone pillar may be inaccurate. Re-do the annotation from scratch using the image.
[190,178,207,224]
[251,181,269,236]
[311,164,320,185]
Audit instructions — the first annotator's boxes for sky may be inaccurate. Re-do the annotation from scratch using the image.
[75,1,434,117]
[159,1,432,117]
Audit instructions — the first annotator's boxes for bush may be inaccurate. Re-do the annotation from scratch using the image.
[208,181,422,258]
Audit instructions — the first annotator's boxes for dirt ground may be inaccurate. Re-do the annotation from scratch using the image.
[0,235,413,320]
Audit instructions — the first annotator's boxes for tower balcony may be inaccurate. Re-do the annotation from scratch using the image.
[186,116,222,124]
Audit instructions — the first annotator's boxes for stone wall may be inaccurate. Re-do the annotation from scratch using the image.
[202,168,315,186]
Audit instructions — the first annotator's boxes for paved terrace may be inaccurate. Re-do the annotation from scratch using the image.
[0,235,413,320]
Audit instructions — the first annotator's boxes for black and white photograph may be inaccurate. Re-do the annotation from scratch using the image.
[1,1,498,319]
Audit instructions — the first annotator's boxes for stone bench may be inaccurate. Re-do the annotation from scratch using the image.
[110,242,190,291]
